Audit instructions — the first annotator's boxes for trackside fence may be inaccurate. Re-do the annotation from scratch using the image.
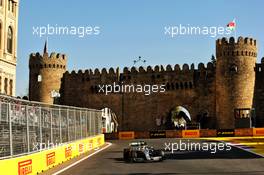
[0,95,102,159]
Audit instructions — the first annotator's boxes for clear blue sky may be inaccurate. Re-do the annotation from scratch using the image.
[16,0,264,96]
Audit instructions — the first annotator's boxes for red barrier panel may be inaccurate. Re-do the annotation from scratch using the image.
[200,129,217,137]
[182,130,200,138]
[119,131,135,140]
[235,128,253,136]
[165,130,182,138]
[253,128,264,136]
[135,131,150,139]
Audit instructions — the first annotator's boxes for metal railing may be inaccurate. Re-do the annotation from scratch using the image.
[0,95,102,159]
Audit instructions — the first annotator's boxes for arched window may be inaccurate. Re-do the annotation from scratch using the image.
[4,78,8,94]
[189,82,193,89]
[180,82,184,89]
[184,82,188,89]
[166,83,170,90]
[175,83,179,89]
[0,23,2,49]
[0,76,2,92]
[7,26,13,53]
[9,79,13,96]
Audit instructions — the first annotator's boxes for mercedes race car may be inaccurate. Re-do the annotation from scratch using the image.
[123,141,165,162]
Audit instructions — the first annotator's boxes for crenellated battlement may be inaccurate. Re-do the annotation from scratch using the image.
[30,36,264,130]
[65,67,120,77]
[29,52,67,70]
[216,36,257,46]
[64,62,215,78]
[216,36,257,58]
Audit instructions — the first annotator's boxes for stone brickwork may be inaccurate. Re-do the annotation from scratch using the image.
[0,0,19,96]
[254,59,264,127]
[29,52,67,104]
[29,36,264,131]
[216,37,257,129]
[59,62,216,131]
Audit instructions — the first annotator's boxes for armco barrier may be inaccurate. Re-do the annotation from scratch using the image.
[119,131,135,140]
[0,134,105,175]
[182,130,200,138]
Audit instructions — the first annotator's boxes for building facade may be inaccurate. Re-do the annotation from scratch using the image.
[29,37,264,131]
[0,0,19,96]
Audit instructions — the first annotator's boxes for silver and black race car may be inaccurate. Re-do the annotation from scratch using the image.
[123,141,165,162]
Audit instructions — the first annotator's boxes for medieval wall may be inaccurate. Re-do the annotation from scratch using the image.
[29,36,264,131]
[60,63,216,131]
[254,59,264,126]
[29,52,67,104]
[216,37,257,129]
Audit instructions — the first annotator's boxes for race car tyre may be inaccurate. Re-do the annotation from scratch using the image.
[123,148,130,161]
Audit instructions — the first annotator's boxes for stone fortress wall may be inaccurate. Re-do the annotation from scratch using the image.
[29,51,67,104]
[29,37,264,131]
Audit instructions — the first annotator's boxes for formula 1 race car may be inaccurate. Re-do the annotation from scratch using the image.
[123,141,165,162]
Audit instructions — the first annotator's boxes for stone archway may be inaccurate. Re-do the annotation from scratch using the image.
[170,106,192,129]
[197,109,215,129]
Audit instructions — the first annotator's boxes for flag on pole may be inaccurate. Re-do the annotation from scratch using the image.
[227,19,236,31]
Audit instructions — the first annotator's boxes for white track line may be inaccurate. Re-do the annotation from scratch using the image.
[52,142,112,175]
[228,142,264,158]
[217,140,264,158]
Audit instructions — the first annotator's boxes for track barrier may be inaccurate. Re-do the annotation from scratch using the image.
[182,130,200,138]
[119,131,135,140]
[253,128,264,136]
[0,134,104,175]
[105,128,264,140]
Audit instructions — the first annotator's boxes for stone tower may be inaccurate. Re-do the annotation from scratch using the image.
[0,0,19,96]
[216,37,257,129]
[29,42,67,104]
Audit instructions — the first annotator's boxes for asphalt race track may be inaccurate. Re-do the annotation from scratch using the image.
[48,138,264,175]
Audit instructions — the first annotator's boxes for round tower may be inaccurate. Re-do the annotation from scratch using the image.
[29,43,67,104]
[216,37,257,129]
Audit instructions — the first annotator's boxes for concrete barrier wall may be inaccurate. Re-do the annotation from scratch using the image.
[0,134,105,175]
[105,128,264,140]
[165,130,182,138]
[135,131,150,139]
[235,128,253,136]
[253,128,264,136]
[182,130,200,138]
[200,129,217,137]
[119,131,135,140]
[104,133,119,140]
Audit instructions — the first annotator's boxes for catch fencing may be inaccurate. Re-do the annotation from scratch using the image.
[0,95,102,159]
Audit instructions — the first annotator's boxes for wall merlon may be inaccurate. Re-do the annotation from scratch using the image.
[29,51,67,69]
[261,57,264,64]
[216,37,257,58]
[182,64,190,71]
[216,36,257,47]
